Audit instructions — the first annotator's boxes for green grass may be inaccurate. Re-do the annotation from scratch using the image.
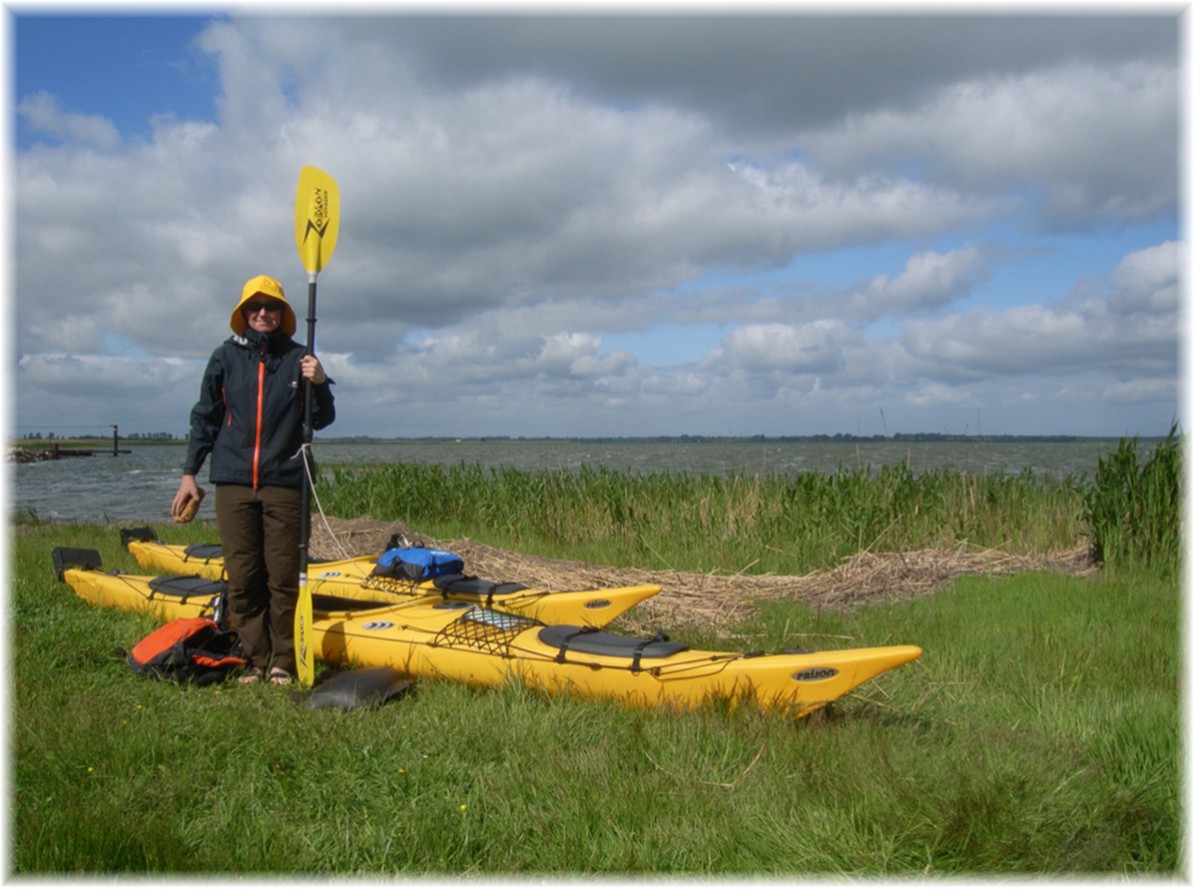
[319,460,1088,575]
[1085,425,1183,572]
[12,521,1181,876]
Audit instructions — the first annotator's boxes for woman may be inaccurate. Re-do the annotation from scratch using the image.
[172,274,336,685]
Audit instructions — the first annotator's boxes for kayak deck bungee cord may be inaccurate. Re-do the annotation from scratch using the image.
[54,547,922,719]
[118,527,659,627]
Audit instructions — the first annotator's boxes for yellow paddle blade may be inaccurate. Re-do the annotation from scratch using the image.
[294,165,340,274]
[295,579,315,687]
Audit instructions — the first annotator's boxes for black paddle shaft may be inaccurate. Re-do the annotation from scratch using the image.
[299,277,318,559]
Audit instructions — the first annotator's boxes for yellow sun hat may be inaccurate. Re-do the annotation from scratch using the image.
[230,274,297,337]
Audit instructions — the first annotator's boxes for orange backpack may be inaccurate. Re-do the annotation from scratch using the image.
[127,617,247,686]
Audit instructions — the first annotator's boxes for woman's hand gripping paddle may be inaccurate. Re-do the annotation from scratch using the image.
[294,165,340,688]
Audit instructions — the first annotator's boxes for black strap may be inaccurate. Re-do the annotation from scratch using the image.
[434,575,524,606]
[553,626,599,663]
[147,574,225,604]
[631,632,670,673]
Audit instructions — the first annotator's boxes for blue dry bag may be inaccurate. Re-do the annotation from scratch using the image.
[371,546,465,581]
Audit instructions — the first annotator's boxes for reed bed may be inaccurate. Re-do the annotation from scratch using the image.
[1085,424,1182,571]
[320,460,1088,578]
[310,517,1095,637]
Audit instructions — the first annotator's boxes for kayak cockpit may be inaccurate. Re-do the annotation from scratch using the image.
[538,625,687,662]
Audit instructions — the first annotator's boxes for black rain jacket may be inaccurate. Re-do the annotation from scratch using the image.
[183,328,335,489]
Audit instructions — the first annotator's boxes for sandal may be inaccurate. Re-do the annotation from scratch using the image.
[268,667,293,686]
[238,667,265,685]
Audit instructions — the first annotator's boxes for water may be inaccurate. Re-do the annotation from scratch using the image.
[10,438,1141,525]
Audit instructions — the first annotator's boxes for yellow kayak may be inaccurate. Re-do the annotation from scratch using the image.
[55,547,922,719]
[118,528,657,627]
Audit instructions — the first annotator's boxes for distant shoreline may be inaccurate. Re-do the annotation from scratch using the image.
[9,432,1161,447]
[317,433,1147,445]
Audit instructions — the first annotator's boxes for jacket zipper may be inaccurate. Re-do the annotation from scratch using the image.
[252,342,266,488]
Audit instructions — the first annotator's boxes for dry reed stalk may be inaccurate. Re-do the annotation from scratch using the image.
[309,517,1096,636]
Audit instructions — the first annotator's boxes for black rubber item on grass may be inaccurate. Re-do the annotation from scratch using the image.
[297,666,414,711]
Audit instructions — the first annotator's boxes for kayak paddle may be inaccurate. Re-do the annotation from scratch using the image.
[294,164,340,688]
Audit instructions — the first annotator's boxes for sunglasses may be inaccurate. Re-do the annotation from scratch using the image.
[244,301,284,314]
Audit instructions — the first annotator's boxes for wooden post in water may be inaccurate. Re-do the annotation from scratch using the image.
[112,425,119,457]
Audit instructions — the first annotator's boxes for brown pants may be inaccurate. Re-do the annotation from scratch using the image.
[215,484,302,674]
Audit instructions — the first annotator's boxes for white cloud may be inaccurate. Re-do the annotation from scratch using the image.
[1107,241,1180,315]
[848,245,986,319]
[902,381,976,410]
[1102,378,1177,405]
[899,243,1181,385]
[12,15,1181,439]
[804,62,1177,227]
[712,321,852,375]
[725,161,1000,252]
[17,92,120,149]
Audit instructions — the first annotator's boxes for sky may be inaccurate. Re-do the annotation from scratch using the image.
[8,4,1187,440]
